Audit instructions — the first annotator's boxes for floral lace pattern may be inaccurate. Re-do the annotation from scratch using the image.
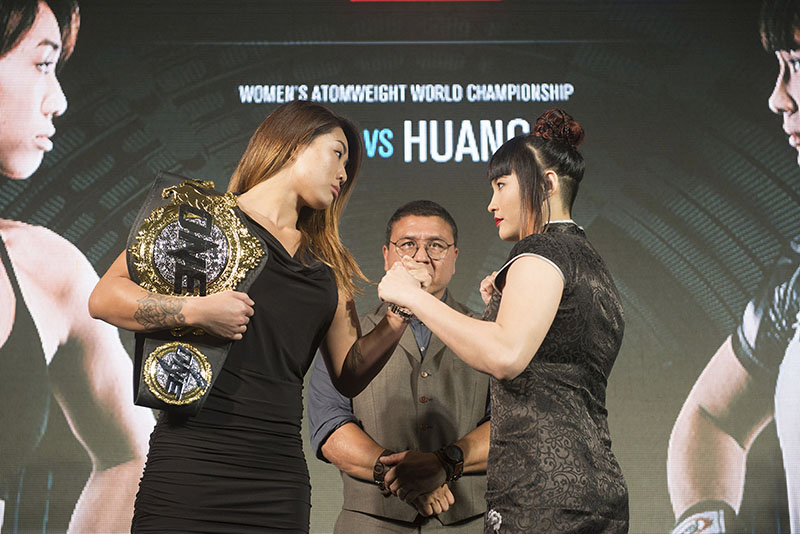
[481,223,629,534]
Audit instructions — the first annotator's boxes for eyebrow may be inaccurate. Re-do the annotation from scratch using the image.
[336,139,348,154]
[38,39,61,52]
[397,234,447,241]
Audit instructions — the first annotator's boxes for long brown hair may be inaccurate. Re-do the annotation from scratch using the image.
[228,100,366,297]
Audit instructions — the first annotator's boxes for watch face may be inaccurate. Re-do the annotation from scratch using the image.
[374,463,387,477]
[445,445,464,463]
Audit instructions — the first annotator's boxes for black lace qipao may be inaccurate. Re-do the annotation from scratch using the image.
[482,222,629,534]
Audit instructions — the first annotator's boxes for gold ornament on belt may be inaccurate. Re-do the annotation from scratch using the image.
[142,342,213,405]
[127,177,266,411]
[129,179,264,297]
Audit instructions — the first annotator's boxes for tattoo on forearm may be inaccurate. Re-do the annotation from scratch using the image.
[344,341,365,375]
[134,294,186,329]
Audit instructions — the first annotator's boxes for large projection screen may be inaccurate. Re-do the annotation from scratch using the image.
[0,1,794,532]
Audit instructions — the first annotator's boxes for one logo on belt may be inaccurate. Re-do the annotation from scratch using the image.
[143,342,212,405]
[166,204,219,296]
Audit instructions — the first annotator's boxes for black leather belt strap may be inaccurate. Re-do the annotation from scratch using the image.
[126,171,267,416]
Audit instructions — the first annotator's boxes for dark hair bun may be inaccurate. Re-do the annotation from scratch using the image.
[533,108,584,148]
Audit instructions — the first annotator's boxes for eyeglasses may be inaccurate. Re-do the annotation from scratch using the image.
[389,238,454,260]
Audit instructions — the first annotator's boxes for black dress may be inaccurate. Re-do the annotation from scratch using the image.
[482,222,629,534]
[0,235,52,527]
[132,220,338,533]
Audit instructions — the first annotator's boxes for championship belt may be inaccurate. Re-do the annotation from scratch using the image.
[126,171,267,415]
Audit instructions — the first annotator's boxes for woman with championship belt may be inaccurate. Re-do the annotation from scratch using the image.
[89,100,429,533]
[0,1,155,532]
[378,109,629,533]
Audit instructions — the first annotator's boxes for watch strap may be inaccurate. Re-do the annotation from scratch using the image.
[372,449,394,496]
[434,444,464,483]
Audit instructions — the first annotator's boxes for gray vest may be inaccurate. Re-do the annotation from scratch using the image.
[341,295,489,524]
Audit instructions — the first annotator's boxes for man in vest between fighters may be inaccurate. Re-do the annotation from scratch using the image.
[309,199,490,533]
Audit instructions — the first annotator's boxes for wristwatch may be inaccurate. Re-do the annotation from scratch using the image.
[373,449,394,496]
[434,444,464,482]
[388,303,414,321]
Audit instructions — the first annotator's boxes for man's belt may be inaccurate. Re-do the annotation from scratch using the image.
[126,171,267,416]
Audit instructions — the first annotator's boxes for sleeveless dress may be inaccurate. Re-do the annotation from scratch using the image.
[132,219,338,533]
[0,235,52,527]
[482,222,629,534]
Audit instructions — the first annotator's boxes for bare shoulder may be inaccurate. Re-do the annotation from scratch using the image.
[0,221,98,297]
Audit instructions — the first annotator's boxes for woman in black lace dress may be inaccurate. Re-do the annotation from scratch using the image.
[379,109,629,533]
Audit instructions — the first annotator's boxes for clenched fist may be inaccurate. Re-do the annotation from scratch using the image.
[188,290,255,340]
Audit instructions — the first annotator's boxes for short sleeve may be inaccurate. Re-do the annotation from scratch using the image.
[731,300,783,383]
[493,233,572,293]
[307,351,360,462]
[730,240,800,381]
[476,392,491,426]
